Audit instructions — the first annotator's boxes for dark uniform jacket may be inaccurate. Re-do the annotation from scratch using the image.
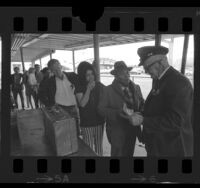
[143,67,193,157]
[39,72,78,107]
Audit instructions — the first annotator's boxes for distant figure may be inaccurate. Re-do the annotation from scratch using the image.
[38,67,50,107]
[34,64,43,84]
[34,64,43,107]
[10,67,25,110]
[23,70,31,108]
[28,67,38,109]
[75,61,105,156]
[92,60,98,78]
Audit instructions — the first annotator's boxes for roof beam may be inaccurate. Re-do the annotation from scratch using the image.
[22,34,49,47]
[64,36,117,50]
[64,34,155,50]
[31,49,55,62]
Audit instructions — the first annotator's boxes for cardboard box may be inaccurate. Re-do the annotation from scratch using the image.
[16,109,45,151]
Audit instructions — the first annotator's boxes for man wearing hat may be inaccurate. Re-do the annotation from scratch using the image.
[98,61,144,156]
[123,46,193,156]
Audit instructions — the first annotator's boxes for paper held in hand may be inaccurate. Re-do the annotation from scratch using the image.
[123,103,134,116]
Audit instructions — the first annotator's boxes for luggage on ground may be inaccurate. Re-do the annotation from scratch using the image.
[16,109,46,155]
[42,105,78,156]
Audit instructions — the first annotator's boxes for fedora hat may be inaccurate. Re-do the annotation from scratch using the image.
[110,61,133,75]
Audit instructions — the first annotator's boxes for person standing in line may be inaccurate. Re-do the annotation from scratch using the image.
[35,64,44,83]
[34,64,43,108]
[75,61,105,156]
[23,70,31,109]
[28,67,38,109]
[10,67,25,110]
[98,61,144,157]
[39,59,80,136]
[38,67,50,107]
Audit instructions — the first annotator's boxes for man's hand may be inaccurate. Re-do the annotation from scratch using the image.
[130,113,143,126]
[120,111,143,126]
[123,103,134,116]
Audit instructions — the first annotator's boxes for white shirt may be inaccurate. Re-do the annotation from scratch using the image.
[55,74,77,106]
[158,66,170,80]
[28,73,37,85]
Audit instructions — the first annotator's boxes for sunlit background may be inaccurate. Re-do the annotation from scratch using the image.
[10,35,194,99]
[9,34,194,156]
[11,35,194,72]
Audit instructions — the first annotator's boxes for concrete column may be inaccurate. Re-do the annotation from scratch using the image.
[32,61,35,67]
[93,34,100,81]
[72,50,76,73]
[168,36,174,66]
[39,59,42,68]
[181,34,189,75]
[155,34,161,46]
[20,47,25,73]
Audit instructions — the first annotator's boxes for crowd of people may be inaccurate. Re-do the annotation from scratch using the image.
[11,64,46,110]
[10,45,194,157]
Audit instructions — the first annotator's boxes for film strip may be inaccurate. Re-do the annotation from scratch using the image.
[0,6,200,183]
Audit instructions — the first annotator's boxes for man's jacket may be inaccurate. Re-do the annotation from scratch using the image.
[143,67,193,157]
[39,72,78,107]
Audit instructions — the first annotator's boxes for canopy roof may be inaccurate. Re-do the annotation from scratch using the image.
[11,34,184,62]
[11,34,156,62]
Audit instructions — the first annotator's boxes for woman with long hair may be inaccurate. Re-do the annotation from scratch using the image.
[75,61,105,156]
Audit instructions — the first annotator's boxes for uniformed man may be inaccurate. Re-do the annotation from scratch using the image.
[123,46,193,157]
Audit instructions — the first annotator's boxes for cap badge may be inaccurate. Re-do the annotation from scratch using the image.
[147,52,153,57]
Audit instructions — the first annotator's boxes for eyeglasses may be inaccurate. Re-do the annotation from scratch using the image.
[143,60,162,72]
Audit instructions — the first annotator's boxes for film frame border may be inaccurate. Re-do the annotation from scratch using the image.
[0,7,199,183]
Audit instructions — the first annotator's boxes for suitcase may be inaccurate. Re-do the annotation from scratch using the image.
[42,106,78,156]
[16,109,45,154]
